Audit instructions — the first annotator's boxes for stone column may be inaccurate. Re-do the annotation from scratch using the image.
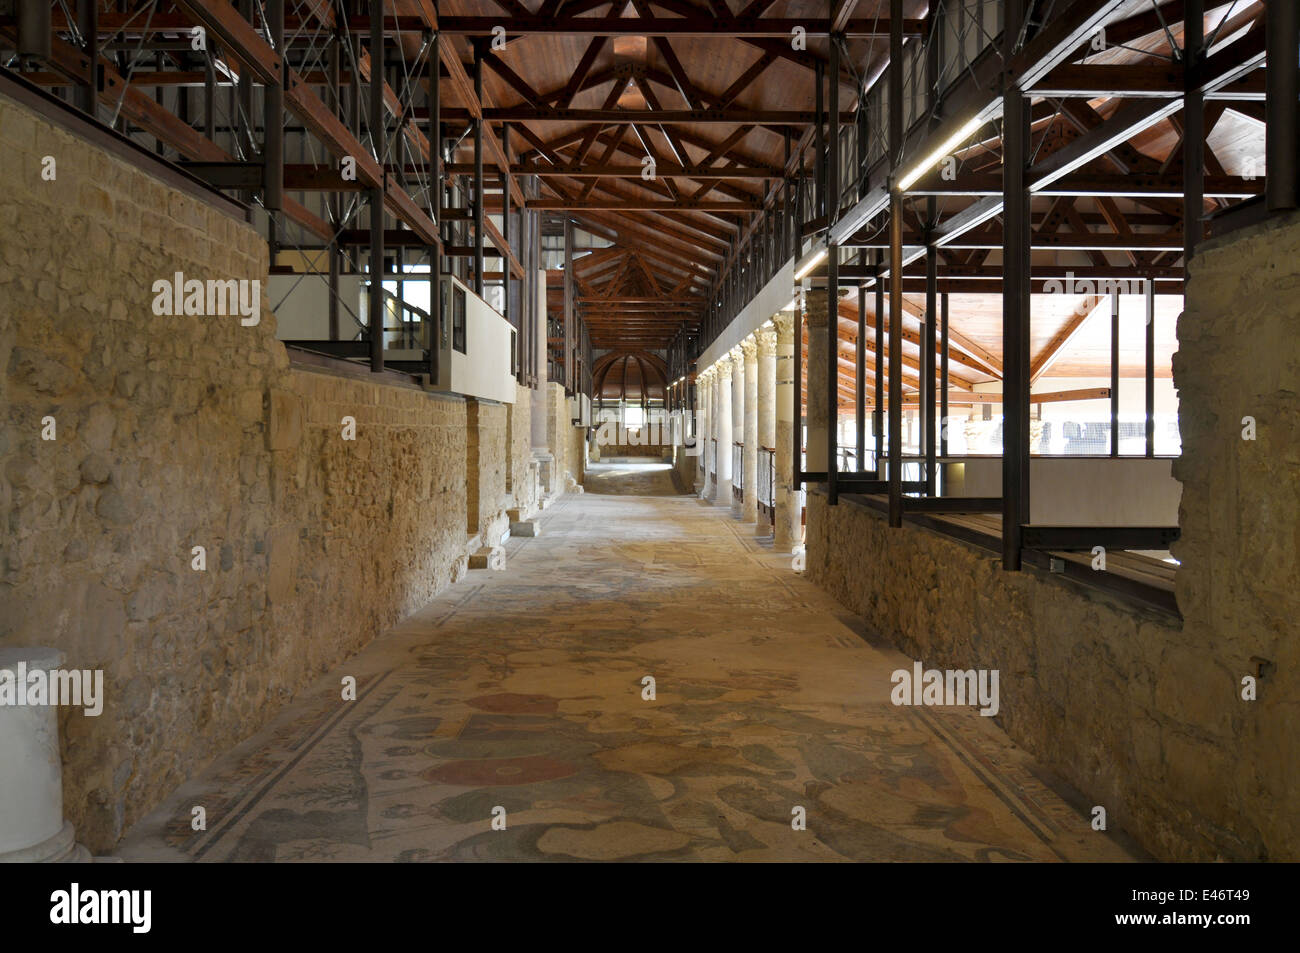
[730,345,745,517]
[714,355,733,504]
[756,325,777,535]
[804,288,829,472]
[742,337,758,523]
[774,311,799,551]
[0,648,90,862]
[697,367,713,498]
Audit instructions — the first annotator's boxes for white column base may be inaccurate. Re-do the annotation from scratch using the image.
[0,820,91,863]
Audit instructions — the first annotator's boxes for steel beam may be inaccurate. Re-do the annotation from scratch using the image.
[1184,0,1205,271]
[1001,18,1032,571]
[1110,291,1121,456]
[1021,526,1181,551]
[1145,278,1155,458]
[887,0,903,528]
[940,292,949,458]
[1266,0,1299,211]
[433,16,923,37]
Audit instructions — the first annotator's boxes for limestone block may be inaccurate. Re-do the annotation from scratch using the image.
[510,520,540,538]
[468,546,506,571]
[266,525,299,605]
[266,389,302,451]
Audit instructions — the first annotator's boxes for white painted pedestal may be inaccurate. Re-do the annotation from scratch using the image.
[0,647,90,863]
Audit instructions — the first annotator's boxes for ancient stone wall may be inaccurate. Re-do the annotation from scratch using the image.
[466,398,508,541]
[0,92,498,850]
[1172,210,1300,859]
[506,391,538,515]
[545,382,585,489]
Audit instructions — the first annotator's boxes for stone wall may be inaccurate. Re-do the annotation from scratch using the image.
[1172,209,1300,859]
[545,382,585,489]
[805,209,1300,863]
[0,92,501,850]
[466,398,508,541]
[506,392,538,516]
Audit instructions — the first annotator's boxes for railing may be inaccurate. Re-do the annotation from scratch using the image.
[732,442,744,502]
[696,0,1017,357]
[757,447,776,520]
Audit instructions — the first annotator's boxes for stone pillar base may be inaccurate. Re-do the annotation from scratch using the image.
[0,820,90,863]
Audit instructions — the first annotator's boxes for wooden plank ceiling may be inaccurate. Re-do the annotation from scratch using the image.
[441,0,1263,378]
[436,0,915,351]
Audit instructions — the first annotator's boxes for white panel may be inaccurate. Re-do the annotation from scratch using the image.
[434,275,517,404]
[268,274,363,339]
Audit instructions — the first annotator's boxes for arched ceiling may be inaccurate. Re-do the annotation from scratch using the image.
[593,349,669,402]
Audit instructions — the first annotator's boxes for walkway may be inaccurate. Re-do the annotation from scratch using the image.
[116,476,1136,862]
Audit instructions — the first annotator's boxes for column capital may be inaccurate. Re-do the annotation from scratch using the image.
[716,356,733,382]
[772,312,794,339]
[699,366,715,383]
[740,336,758,362]
[756,326,777,357]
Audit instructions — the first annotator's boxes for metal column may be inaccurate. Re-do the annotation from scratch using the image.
[473,46,485,297]
[1183,0,1205,274]
[827,35,839,506]
[264,0,284,217]
[814,60,825,220]
[563,217,574,394]
[75,0,97,116]
[368,0,385,373]
[794,289,804,489]
[874,254,884,469]
[887,0,903,527]
[997,0,1033,568]
[856,251,866,471]
[924,233,937,494]
[1267,0,1299,212]
[940,292,950,458]
[1145,279,1155,457]
[1110,292,1120,457]
[429,29,441,386]
[1001,88,1031,568]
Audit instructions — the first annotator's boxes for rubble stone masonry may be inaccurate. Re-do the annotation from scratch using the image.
[0,93,530,849]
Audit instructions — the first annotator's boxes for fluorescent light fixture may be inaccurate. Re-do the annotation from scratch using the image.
[896,115,985,193]
[793,247,827,281]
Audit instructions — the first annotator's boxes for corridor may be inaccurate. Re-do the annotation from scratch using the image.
[116,480,1134,863]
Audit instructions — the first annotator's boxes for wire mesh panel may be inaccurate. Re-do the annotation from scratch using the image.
[758,448,776,519]
[732,442,744,502]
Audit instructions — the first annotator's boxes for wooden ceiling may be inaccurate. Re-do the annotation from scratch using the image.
[442,0,1264,377]
[438,0,930,349]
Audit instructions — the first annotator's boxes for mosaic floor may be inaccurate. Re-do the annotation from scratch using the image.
[116,475,1136,863]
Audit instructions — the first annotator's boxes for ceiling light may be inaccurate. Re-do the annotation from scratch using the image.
[793,247,827,281]
[896,115,985,193]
